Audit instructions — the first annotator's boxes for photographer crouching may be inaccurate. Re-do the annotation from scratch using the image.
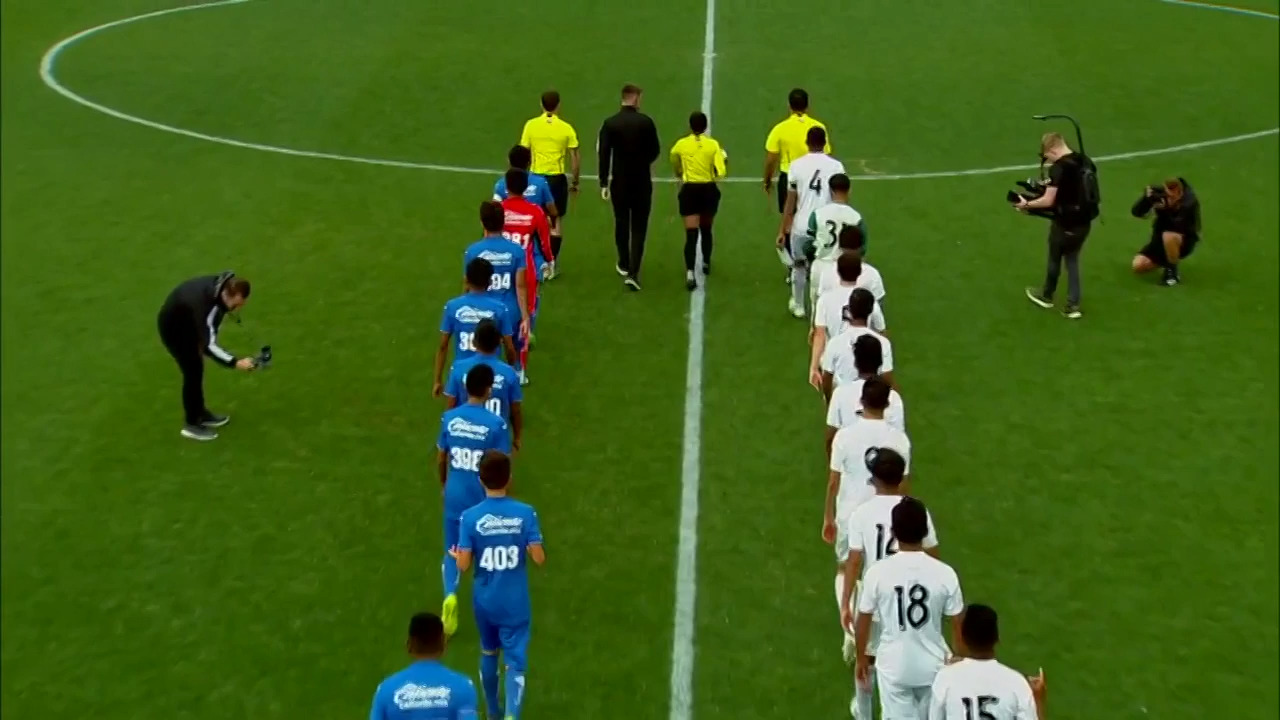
[1130,177,1200,286]
[156,272,264,441]
[1014,132,1100,320]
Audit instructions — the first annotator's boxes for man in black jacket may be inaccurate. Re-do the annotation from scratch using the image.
[156,272,256,441]
[1131,177,1201,286]
[598,83,660,291]
[1020,132,1097,320]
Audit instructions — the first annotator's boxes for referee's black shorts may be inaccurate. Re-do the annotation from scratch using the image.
[776,171,789,214]
[544,174,570,218]
[678,182,721,218]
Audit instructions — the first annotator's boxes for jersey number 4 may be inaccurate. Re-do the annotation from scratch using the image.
[478,545,520,571]
[808,169,823,193]
[962,696,1000,720]
[892,583,929,630]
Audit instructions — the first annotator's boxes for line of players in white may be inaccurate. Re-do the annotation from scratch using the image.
[784,147,1050,720]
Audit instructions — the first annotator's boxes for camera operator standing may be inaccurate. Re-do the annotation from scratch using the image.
[1130,178,1200,286]
[156,272,257,441]
[1019,132,1098,319]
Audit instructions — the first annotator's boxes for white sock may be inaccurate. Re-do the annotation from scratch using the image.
[854,668,875,720]
[791,265,808,307]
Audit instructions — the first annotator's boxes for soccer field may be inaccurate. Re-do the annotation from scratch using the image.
[3,0,1278,718]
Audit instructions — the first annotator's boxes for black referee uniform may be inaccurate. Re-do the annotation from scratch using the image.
[156,273,246,432]
[599,96,660,287]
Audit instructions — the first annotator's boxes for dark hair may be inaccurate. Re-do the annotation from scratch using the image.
[845,287,875,322]
[788,88,809,112]
[860,376,891,411]
[480,201,505,233]
[408,612,445,654]
[852,334,883,376]
[866,447,906,486]
[479,450,511,490]
[689,111,708,135]
[837,224,865,251]
[224,277,251,299]
[474,318,501,353]
[508,145,532,170]
[806,126,827,149]
[505,168,529,196]
[829,173,851,194]
[465,258,495,289]
[621,83,643,99]
[891,496,929,545]
[464,362,495,399]
[960,604,1000,652]
[540,90,560,112]
[836,251,863,284]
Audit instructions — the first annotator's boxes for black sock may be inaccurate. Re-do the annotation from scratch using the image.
[683,228,698,271]
[550,234,563,260]
[699,222,714,266]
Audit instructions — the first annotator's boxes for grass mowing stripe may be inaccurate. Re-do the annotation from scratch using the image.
[669,0,715,718]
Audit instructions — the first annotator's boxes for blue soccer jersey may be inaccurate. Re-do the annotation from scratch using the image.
[462,238,526,320]
[439,292,515,363]
[458,496,542,626]
[369,659,478,719]
[437,405,511,519]
[493,171,555,212]
[444,354,522,423]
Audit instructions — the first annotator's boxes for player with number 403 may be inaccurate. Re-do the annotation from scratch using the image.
[436,364,512,639]
[452,450,545,720]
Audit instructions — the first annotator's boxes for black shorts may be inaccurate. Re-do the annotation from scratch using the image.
[776,171,788,214]
[678,183,721,217]
[1140,232,1198,264]
[544,174,570,219]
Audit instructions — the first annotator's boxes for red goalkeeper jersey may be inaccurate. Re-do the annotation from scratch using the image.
[501,196,553,304]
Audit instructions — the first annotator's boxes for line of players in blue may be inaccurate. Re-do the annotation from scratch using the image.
[372,152,558,719]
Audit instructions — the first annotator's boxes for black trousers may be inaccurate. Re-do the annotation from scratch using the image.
[1042,222,1091,306]
[611,183,653,279]
[157,310,207,425]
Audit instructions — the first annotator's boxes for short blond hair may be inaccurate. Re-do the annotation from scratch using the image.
[1041,132,1068,155]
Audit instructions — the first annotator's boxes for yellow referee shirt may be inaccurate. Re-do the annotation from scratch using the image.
[520,113,579,175]
[671,133,727,183]
[764,113,831,173]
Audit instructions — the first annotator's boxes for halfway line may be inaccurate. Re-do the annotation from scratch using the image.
[668,0,714,718]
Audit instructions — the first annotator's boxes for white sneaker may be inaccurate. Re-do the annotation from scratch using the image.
[788,298,806,318]
[518,369,529,386]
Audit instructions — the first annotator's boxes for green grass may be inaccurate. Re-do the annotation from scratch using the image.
[2,0,1277,718]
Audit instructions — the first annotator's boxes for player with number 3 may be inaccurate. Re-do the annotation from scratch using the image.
[434,258,518,398]
[453,450,545,720]
[437,364,512,638]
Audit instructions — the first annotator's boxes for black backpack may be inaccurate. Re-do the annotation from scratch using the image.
[1078,154,1101,220]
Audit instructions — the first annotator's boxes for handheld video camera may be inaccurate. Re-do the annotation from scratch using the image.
[252,345,273,370]
[1006,178,1055,220]
[1146,185,1168,202]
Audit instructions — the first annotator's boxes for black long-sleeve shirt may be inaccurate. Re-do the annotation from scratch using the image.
[1131,178,1201,239]
[597,106,660,189]
[158,274,238,367]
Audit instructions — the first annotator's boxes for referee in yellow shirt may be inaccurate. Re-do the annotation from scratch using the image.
[520,90,580,269]
[671,111,727,291]
[762,88,831,272]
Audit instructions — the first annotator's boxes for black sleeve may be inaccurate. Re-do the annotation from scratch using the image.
[1047,160,1066,187]
[644,117,660,165]
[1131,193,1155,218]
[597,119,613,187]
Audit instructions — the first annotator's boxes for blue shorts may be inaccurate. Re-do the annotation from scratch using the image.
[475,611,531,671]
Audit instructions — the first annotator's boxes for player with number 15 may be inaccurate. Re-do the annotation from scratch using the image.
[437,364,512,637]
[453,450,545,720]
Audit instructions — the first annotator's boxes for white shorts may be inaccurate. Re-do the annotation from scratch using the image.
[835,521,850,562]
[809,257,834,305]
[876,677,930,720]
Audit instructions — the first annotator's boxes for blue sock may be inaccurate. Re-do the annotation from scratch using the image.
[442,553,458,597]
[480,653,501,717]
[504,665,525,719]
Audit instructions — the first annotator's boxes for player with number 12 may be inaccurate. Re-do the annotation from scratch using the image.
[437,364,512,638]
[453,450,545,720]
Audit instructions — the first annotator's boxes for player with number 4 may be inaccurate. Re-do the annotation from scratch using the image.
[437,364,512,637]
[453,450,545,720]
[855,497,964,720]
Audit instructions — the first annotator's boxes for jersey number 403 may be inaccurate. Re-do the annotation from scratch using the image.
[478,545,520,571]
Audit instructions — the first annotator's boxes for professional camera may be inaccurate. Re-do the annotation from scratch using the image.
[1006,178,1054,219]
[1146,185,1168,202]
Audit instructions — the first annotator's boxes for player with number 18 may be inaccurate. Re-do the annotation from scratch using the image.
[437,364,512,638]
[453,450,545,720]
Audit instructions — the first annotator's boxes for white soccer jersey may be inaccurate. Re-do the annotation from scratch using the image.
[846,495,937,576]
[829,417,911,521]
[806,202,864,263]
[857,552,964,689]
[818,256,886,302]
[928,659,1039,720]
[787,153,846,237]
[821,326,894,385]
[827,378,905,432]
[814,285,886,336]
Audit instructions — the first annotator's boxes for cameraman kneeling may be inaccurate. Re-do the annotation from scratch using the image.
[1131,177,1200,286]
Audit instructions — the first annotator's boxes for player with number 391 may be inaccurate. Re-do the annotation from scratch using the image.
[436,364,512,639]
[433,258,517,398]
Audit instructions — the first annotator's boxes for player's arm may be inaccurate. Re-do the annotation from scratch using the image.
[823,403,840,461]
[853,607,875,686]
[436,448,449,489]
[762,127,781,191]
[809,327,828,391]
[714,142,728,179]
[537,210,554,261]
[568,129,581,190]
[514,273,531,334]
[839,548,864,626]
[528,543,546,566]
[433,331,452,398]
[454,522,474,572]
[510,400,523,451]
[670,144,683,179]
[823,468,840,542]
